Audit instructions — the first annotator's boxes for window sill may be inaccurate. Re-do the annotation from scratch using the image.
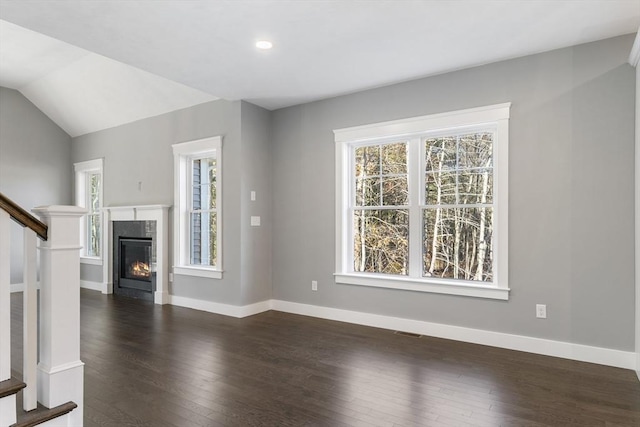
[334,273,509,300]
[80,257,103,266]
[173,266,223,279]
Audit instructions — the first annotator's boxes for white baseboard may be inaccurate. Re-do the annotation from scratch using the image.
[80,280,104,293]
[238,300,274,317]
[271,300,636,371]
[158,294,635,370]
[17,280,103,294]
[169,295,273,318]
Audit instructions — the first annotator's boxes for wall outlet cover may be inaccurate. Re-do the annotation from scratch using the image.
[536,304,547,319]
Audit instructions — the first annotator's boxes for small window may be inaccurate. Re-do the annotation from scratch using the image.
[74,159,103,263]
[334,104,510,300]
[172,136,222,279]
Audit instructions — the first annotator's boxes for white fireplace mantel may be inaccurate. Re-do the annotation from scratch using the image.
[102,205,171,304]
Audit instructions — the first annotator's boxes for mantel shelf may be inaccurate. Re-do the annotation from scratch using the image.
[104,205,171,211]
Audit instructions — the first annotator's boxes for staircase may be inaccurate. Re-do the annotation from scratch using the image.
[0,193,85,427]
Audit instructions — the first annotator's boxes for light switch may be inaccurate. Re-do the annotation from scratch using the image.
[250,191,256,201]
[251,216,261,226]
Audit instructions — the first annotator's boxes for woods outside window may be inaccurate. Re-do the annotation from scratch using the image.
[334,104,510,300]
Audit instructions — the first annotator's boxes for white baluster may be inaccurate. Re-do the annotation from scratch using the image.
[23,227,37,411]
[0,209,16,427]
[0,210,10,382]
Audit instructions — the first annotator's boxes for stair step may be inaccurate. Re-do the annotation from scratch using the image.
[0,377,26,398]
[12,401,77,427]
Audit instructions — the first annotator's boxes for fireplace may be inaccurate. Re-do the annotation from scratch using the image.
[113,221,156,301]
[119,238,152,286]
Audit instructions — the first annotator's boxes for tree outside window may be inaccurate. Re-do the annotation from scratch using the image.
[335,103,509,300]
[87,172,101,257]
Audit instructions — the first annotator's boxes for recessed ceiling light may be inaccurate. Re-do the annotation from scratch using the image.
[256,40,273,50]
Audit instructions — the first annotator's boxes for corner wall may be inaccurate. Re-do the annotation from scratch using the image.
[632,30,640,379]
[72,99,274,308]
[72,99,244,305]
[637,58,640,379]
[271,34,636,352]
[239,101,273,305]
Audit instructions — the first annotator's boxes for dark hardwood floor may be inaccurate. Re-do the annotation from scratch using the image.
[10,289,640,426]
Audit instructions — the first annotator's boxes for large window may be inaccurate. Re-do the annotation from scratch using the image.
[172,136,222,279]
[74,158,103,264]
[335,104,510,300]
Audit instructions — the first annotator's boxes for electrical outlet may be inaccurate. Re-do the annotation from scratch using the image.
[311,280,318,291]
[536,304,547,319]
[169,273,174,282]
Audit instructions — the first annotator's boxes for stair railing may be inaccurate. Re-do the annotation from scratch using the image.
[0,192,85,426]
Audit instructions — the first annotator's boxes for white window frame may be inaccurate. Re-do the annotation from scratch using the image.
[74,158,104,265]
[334,103,510,300]
[172,136,222,279]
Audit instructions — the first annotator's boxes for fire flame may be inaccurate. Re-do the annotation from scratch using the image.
[130,260,151,278]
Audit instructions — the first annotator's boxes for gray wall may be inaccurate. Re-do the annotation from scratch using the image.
[73,99,243,304]
[0,87,72,284]
[271,35,636,351]
[8,33,633,352]
[72,99,274,306]
[240,101,273,305]
[635,53,640,377]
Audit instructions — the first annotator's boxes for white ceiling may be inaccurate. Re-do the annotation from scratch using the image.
[0,0,639,137]
[0,20,217,137]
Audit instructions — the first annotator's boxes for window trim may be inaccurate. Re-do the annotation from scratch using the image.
[172,136,222,279]
[334,103,510,300]
[74,158,104,265]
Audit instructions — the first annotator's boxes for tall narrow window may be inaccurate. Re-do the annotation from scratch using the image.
[335,104,510,300]
[190,156,217,266]
[173,136,222,279]
[74,158,104,263]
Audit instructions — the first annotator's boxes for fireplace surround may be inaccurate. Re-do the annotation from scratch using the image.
[102,205,170,304]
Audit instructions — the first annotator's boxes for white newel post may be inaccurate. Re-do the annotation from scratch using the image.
[33,205,86,426]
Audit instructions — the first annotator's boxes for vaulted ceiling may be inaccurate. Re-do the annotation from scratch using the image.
[0,0,638,137]
[0,20,217,137]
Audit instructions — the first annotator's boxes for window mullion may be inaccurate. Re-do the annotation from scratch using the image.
[408,137,422,278]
